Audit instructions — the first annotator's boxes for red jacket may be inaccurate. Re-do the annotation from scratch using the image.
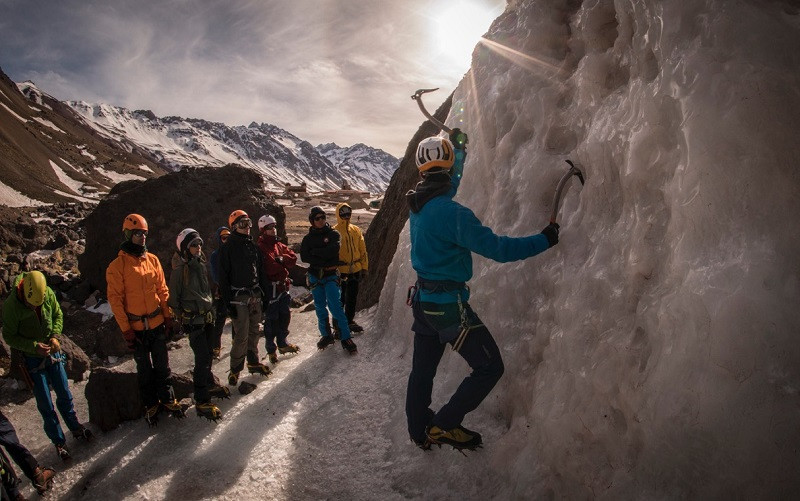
[257,233,297,292]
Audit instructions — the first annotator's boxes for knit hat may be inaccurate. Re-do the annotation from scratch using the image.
[308,206,326,223]
[176,228,202,254]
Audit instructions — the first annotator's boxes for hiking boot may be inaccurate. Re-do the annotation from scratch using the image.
[212,347,221,360]
[411,437,432,451]
[268,352,279,364]
[341,338,357,355]
[278,343,300,354]
[72,425,93,441]
[457,424,483,445]
[425,425,482,450]
[208,384,231,399]
[144,405,160,427]
[32,466,55,494]
[247,363,272,376]
[196,402,223,422]
[228,371,240,386]
[162,399,186,418]
[55,444,71,461]
[348,322,364,333]
[316,335,335,350]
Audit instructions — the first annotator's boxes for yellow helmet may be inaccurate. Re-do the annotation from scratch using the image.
[23,271,47,306]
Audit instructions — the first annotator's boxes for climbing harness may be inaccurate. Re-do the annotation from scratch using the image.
[126,306,162,331]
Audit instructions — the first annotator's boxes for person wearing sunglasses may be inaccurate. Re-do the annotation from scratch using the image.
[169,228,229,421]
[300,206,357,355]
[219,209,272,385]
[209,226,233,360]
[106,214,181,427]
[333,202,368,334]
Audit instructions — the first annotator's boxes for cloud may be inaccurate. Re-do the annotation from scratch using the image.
[0,0,505,156]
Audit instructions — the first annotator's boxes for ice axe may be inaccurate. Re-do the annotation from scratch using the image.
[550,159,585,223]
[411,88,453,135]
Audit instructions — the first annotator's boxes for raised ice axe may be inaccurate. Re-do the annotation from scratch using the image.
[411,88,453,135]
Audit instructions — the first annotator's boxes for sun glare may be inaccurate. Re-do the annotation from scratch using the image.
[432,1,503,70]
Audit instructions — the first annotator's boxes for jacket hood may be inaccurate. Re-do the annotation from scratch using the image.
[406,174,453,213]
[335,202,352,226]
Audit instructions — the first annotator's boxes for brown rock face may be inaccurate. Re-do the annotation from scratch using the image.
[78,164,286,293]
[357,94,453,311]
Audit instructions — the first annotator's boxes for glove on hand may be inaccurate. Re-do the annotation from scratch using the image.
[123,329,138,350]
[227,304,238,319]
[49,337,61,353]
[449,128,468,150]
[276,256,284,264]
[540,222,560,248]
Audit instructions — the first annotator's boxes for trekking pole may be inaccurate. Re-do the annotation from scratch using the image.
[411,88,453,135]
[550,160,585,223]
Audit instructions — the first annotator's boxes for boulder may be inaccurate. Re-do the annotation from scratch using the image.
[79,164,286,293]
[85,367,194,431]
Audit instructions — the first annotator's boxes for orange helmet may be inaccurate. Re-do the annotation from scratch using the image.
[122,214,148,232]
[228,209,249,228]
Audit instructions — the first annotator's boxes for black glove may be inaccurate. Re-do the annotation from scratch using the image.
[540,222,560,248]
[449,128,468,150]
[276,256,284,264]
[227,304,238,319]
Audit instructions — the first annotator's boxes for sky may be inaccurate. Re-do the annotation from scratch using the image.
[0,0,506,157]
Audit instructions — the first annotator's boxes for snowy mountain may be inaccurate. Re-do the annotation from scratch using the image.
[0,73,163,207]
[316,142,398,191]
[68,102,398,193]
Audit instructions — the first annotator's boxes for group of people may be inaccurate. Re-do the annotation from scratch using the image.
[0,127,563,499]
[104,202,368,425]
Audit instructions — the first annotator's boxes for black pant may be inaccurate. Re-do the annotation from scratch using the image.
[0,446,20,501]
[186,323,215,403]
[133,325,175,408]
[0,410,36,481]
[340,273,360,324]
[405,299,504,442]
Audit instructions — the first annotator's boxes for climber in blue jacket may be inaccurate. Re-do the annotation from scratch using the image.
[405,128,560,451]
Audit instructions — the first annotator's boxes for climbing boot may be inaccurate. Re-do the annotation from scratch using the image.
[411,437,432,451]
[425,425,482,451]
[247,363,272,376]
[348,322,364,333]
[196,402,223,422]
[32,466,55,494]
[341,338,358,355]
[228,371,240,386]
[208,384,231,399]
[72,425,93,441]
[144,405,160,427]
[162,399,186,418]
[54,444,71,461]
[316,335,335,350]
[268,352,279,364]
[278,344,300,354]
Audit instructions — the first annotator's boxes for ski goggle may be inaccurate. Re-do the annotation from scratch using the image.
[236,218,252,228]
[132,230,148,237]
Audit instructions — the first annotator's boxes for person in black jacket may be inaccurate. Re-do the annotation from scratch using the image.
[218,210,272,385]
[300,206,357,354]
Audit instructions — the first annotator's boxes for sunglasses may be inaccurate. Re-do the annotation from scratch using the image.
[132,230,148,237]
[220,235,229,241]
[314,215,326,221]
[265,224,276,230]
[340,211,352,218]
[189,241,202,248]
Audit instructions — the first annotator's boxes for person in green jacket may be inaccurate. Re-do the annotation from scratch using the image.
[1,271,91,461]
[169,229,228,421]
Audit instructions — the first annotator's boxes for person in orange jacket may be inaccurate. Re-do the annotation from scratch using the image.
[106,214,181,426]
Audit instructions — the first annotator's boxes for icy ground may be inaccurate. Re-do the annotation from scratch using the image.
[2,306,506,501]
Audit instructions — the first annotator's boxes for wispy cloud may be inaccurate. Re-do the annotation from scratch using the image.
[0,0,505,156]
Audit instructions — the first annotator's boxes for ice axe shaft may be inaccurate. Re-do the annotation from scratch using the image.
[411,88,453,135]
[550,160,585,223]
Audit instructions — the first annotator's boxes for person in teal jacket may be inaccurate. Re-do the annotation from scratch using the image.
[1,271,91,461]
[405,130,560,451]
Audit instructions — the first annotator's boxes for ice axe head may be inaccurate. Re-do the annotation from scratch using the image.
[410,87,452,135]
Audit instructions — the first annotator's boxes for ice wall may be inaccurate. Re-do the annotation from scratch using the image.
[376,0,800,497]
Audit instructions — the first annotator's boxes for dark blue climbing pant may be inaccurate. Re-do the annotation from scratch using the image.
[0,409,37,481]
[405,299,505,443]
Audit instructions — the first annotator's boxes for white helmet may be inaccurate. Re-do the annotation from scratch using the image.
[176,228,201,252]
[415,136,455,172]
[258,215,277,231]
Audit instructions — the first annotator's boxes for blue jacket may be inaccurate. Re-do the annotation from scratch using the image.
[407,150,550,303]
